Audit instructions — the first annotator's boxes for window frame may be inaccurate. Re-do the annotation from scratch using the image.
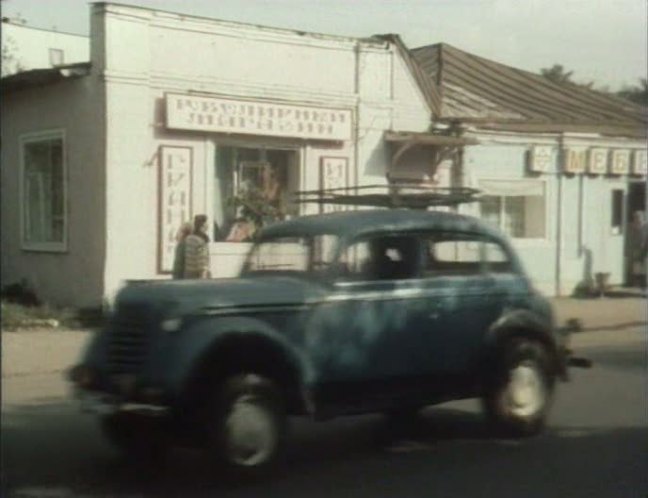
[334,231,424,283]
[421,230,518,278]
[477,177,550,243]
[19,129,68,253]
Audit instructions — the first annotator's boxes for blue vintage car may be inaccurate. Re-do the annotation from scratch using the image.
[70,207,580,475]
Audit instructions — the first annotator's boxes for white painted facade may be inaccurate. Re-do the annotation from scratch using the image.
[1,20,89,76]
[1,3,432,308]
[457,130,647,296]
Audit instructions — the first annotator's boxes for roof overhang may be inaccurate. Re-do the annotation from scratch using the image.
[384,130,478,170]
[1,62,91,93]
[385,130,479,147]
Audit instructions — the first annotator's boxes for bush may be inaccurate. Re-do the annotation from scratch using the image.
[1,301,83,331]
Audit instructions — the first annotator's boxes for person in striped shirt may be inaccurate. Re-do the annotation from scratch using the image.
[184,214,211,279]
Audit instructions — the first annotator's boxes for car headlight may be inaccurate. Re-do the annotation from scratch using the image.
[161,317,182,332]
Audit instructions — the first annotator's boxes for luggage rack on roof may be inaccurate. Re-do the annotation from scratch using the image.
[294,184,481,209]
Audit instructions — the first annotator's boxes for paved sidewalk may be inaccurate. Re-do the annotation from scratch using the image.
[552,290,646,331]
[1,329,89,378]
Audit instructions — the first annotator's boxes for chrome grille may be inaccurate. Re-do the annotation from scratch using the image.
[107,304,154,373]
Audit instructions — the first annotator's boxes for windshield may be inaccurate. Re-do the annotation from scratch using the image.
[242,234,340,276]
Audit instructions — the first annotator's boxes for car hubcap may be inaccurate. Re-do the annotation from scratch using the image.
[506,363,545,417]
[224,395,276,466]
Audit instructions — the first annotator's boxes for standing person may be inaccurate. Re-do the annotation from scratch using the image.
[184,214,211,279]
[172,222,193,279]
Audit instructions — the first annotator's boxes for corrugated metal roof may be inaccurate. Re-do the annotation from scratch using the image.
[412,43,647,136]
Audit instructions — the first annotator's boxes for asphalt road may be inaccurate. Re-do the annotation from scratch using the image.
[2,327,646,498]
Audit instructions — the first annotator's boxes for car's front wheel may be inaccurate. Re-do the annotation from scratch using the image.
[209,374,287,477]
[482,338,555,437]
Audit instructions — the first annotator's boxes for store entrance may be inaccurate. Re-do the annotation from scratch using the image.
[624,181,646,285]
[213,145,300,242]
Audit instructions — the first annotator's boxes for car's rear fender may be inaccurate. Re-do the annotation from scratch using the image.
[481,309,565,378]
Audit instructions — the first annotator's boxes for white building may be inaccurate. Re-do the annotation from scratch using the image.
[1,18,89,76]
[413,44,647,295]
[1,3,444,308]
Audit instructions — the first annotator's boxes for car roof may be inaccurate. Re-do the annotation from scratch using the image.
[259,209,505,241]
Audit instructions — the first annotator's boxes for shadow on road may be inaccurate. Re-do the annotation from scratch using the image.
[2,398,647,498]
[581,343,647,372]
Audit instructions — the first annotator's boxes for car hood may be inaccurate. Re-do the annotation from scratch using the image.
[114,275,327,314]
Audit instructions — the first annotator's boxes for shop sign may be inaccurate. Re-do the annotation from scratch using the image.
[633,149,647,176]
[563,148,586,174]
[166,94,353,141]
[158,146,193,273]
[610,149,630,175]
[529,146,552,173]
[587,148,608,175]
[320,156,349,213]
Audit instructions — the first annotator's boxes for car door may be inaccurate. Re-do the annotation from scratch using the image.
[418,232,499,374]
[307,233,427,384]
[481,237,531,320]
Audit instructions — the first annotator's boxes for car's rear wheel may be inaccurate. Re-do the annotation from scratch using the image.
[482,338,555,437]
[208,374,287,478]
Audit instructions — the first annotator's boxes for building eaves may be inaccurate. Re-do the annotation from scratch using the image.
[411,43,647,136]
[1,63,91,93]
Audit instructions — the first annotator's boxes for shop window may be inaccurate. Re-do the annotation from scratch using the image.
[479,180,546,239]
[214,146,299,242]
[21,132,66,251]
[611,189,624,235]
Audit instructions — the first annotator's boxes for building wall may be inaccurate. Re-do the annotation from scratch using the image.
[461,132,644,296]
[1,21,89,76]
[94,3,431,302]
[0,76,106,306]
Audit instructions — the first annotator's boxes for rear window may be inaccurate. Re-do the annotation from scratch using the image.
[423,233,513,276]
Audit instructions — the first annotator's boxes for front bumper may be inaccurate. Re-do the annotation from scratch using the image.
[75,389,170,417]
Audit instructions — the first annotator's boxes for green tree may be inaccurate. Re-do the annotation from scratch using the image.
[617,79,648,106]
[540,64,574,84]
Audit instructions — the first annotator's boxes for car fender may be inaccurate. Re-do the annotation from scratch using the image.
[165,315,315,400]
[482,308,558,362]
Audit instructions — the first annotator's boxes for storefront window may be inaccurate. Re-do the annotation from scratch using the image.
[479,180,546,239]
[214,146,299,242]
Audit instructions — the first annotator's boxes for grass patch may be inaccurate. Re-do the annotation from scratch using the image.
[1,301,92,331]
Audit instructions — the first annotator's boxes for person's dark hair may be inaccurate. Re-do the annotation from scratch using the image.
[193,214,210,242]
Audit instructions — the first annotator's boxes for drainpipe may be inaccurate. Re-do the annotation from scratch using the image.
[555,136,565,297]
[353,40,361,195]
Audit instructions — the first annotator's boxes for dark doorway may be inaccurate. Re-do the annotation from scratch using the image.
[624,181,647,285]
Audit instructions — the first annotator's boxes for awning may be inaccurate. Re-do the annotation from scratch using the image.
[384,130,478,170]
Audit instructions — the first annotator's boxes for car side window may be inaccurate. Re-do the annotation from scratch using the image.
[338,234,421,281]
[483,239,514,274]
[425,236,482,276]
[423,233,514,276]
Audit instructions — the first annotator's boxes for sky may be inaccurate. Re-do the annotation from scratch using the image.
[2,0,646,91]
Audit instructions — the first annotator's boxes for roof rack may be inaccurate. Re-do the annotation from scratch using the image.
[294,184,481,209]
